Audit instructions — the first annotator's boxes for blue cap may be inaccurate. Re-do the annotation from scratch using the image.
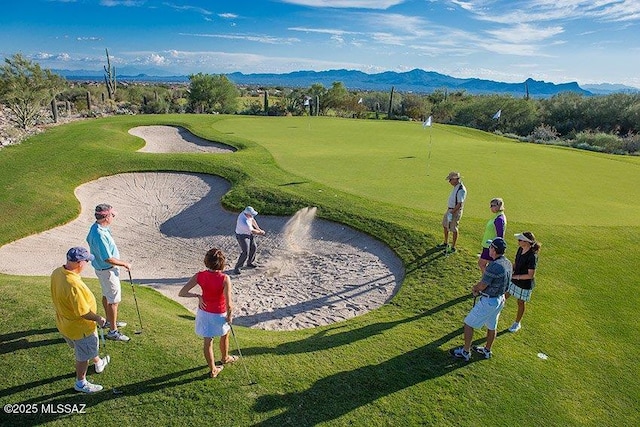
[66,247,95,262]
[486,237,507,253]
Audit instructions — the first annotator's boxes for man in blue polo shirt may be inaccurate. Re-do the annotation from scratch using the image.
[86,204,132,342]
[451,237,511,361]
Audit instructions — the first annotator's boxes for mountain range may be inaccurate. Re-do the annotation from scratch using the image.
[53,68,640,97]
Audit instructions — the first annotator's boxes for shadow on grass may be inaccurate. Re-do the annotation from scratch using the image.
[0,327,64,355]
[242,294,471,356]
[279,181,310,186]
[4,367,205,426]
[404,246,448,275]
[253,328,481,426]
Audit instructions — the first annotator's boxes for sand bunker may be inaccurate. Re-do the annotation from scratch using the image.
[0,126,403,330]
[0,172,403,330]
[129,125,235,153]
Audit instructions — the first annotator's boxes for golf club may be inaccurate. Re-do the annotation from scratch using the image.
[99,325,122,394]
[127,270,144,334]
[230,325,256,385]
[99,322,106,351]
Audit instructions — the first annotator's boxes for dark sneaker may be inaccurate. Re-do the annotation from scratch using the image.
[472,346,493,359]
[246,263,258,269]
[447,247,457,253]
[233,268,241,275]
[450,346,471,361]
[436,243,448,249]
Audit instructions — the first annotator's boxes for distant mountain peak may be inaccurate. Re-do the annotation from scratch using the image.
[52,67,606,96]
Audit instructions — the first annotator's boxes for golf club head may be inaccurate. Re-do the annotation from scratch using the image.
[134,330,143,334]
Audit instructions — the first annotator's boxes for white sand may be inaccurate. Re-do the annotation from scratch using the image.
[0,126,404,331]
[129,125,236,153]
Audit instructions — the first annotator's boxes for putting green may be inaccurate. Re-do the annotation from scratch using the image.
[213,115,640,227]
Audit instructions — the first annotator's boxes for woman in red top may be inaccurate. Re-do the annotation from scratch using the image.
[179,248,237,377]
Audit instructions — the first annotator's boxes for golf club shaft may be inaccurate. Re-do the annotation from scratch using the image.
[128,270,144,331]
[230,325,253,385]
[99,324,106,352]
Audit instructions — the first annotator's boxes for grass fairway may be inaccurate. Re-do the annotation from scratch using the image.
[1,114,638,426]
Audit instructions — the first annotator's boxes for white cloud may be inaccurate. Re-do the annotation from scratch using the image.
[100,0,145,6]
[485,23,564,44]
[278,0,405,9]
[76,36,102,41]
[179,33,300,44]
[148,53,168,65]
[218,13,238,19]
[163,2,212,15]
[288,26,359,36]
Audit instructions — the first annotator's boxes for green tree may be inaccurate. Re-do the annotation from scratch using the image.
[400,93,432,121]
[188,73,239,114]
[0,54,66,129]
[324,81,350,115]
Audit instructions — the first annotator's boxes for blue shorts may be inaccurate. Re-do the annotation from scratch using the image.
[464,294,505,330]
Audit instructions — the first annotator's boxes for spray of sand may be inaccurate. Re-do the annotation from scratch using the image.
[264,207,317,277]
[283,206,317,252]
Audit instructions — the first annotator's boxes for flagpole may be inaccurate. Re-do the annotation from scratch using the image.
[427,126,432,175]
[492,109,502,154]
[423,115,433,175]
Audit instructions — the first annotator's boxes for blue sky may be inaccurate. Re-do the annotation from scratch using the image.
[2,0,639,87]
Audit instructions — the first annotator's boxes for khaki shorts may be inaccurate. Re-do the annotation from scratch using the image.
[96,267,122,304]
[442,209,463,232]
[64,332,99,361]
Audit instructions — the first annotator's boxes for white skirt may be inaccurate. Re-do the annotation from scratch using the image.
[195,309,230,338]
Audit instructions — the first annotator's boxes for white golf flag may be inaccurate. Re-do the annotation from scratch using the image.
[304,98,310,106]
[423,116,432,127]
[493,109,502,120]
[358,98,363,104]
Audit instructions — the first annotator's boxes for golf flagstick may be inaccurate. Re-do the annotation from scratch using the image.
[127,270,144,334]
[423,115,433,175]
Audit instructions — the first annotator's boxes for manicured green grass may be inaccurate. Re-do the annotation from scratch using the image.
[0,114,638,426]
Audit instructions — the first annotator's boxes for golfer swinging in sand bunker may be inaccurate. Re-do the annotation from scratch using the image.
[0,126,404,333]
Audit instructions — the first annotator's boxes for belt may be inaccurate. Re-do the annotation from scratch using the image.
[99,266,114,271]
[480,292,501,298]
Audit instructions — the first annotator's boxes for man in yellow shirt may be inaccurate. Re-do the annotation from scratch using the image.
[51,247,110,393]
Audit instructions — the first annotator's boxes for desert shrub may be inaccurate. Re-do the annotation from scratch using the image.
[529,123,559,143]
[620,133,640,154]
[571,131,622,153]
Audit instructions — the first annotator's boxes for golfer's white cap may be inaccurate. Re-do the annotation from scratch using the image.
[243,206,258,216]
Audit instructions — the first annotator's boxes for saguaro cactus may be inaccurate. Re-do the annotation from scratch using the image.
[263,90,269,113]
[51,99,58,123]
[86,91,91,111]
[387,86,395,118]
[104,48,116,100]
